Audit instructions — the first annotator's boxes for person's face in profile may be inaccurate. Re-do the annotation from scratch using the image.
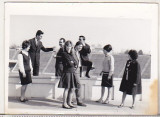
[77,44,83,51]
[59,40,65,47]
[128,54,132,60]
[103,49,108,55]
[66,44,72,53]
[36,34,43,41]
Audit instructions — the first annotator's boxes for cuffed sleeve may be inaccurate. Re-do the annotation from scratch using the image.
[109,55,114,77]
[18,54,25,73]
[41,43,53,52]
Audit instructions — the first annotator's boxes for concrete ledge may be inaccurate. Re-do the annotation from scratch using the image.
[9,73,150,101]
[9,73,99,100]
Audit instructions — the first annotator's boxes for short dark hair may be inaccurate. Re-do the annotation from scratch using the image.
[59,38,66,43]
[79,35,85,40]
[75,41,83,47]
[22,40,30,49]
[103,44,112,52]
[128,50,138,60]
[36,30,44,36]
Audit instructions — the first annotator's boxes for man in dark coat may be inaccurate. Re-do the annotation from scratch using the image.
[28,30,54,76]
[54,38,65,78]
[78,35,94,78]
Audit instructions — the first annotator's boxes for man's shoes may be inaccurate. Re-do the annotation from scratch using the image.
[90,67,95,70]
[77,102,87,107]
[33,74,39,76]
[85,74,90,78]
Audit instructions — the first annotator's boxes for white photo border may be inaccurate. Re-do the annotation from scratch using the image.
[0,0,159,116]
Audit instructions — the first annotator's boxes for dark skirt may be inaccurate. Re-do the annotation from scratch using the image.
[19,70,32,85]
[119,80,142,95]
[58,72,79,88]
[101,73,113,87]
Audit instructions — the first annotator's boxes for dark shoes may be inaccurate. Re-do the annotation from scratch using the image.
[90,67,95,70]
[68,104,77,108]
[96,100,103,103]
[118,104,124,108]
[85,74,90,78]
[33,74,39,76]
[77,102,87,107]
[20,99,26,102]
[19,98,28,102]
[130,105,135,109]
[85,67,95,78]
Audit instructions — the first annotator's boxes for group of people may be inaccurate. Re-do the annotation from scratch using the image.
[55,36,94,79]
[17,30,142,110]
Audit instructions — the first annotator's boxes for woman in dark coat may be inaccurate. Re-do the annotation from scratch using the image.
[118,50,142,109]
[58,40,78,109]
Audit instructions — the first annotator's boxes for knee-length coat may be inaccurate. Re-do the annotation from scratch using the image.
[119,60,142,95]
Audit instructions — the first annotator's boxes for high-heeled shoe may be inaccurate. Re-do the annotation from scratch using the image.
[95,100,103,103]
[62,105,72,109]
[102,100,109,104]
[130,105,135,109]
[24,98,28,101]
[19,98,26,102]
[68,104,77,108]
[118,104,124,108]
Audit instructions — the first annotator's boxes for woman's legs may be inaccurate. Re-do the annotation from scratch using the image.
[20,85,28,101]
[63,88,70,107]
[118,92,127,107]
[131,94,136,108]
[68,88,75,106]
[97,86,105,102]
[103,87,111,103]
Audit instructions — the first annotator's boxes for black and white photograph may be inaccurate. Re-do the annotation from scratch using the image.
[2,1,159,115]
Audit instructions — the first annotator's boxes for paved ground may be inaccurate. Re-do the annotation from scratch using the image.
[7,94,150,115]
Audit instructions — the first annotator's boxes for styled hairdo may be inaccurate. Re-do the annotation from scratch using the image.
[22,40,30,49]
[36,30,44,36]
[128,50,138,60]
[79,35,85,40]
[64,40,73,52]
[103,44,112,52]
[75,41,83,47]
[60,38,66,43]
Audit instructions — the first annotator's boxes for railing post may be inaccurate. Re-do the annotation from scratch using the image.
[112,85,114,100]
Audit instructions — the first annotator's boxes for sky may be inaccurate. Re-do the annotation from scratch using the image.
[5,3,158,54]
[10,15,151,53]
